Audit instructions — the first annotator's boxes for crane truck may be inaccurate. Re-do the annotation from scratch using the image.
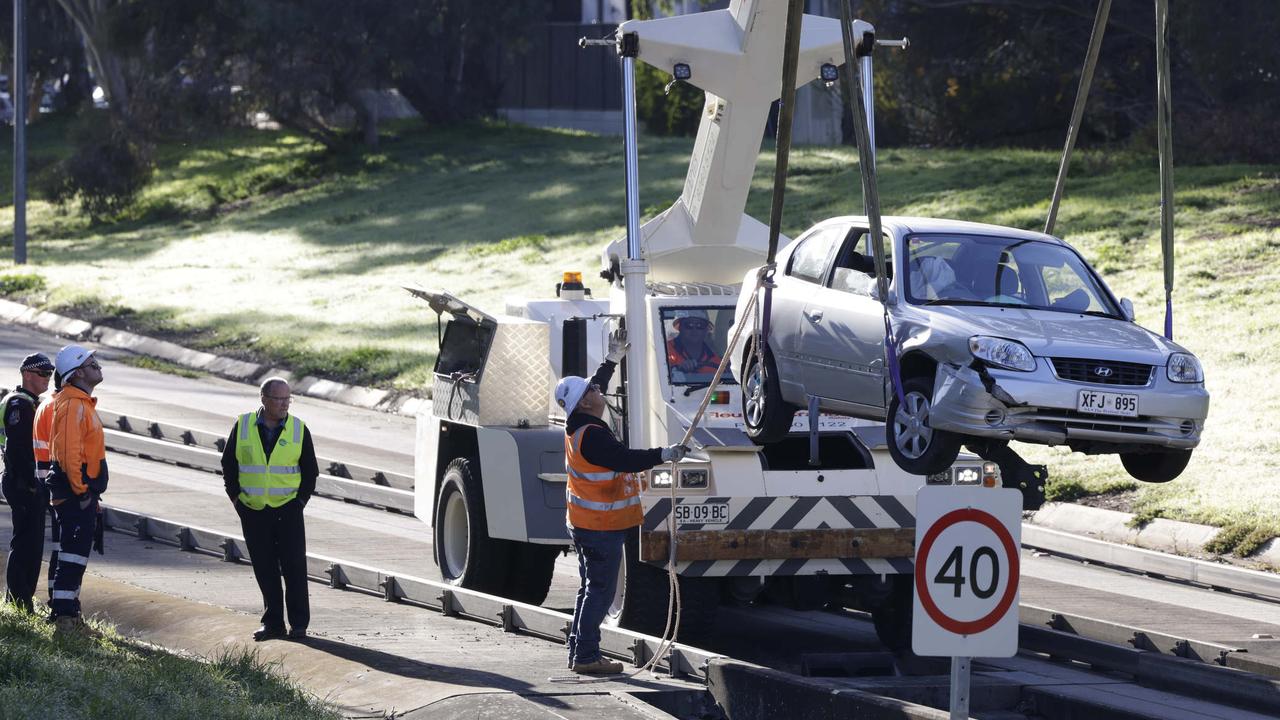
[409,0,1024,649]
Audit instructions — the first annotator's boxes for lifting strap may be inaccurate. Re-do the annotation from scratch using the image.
[1155,0,1175,339]
[839,0,904,411]
[1045,0,1111,238]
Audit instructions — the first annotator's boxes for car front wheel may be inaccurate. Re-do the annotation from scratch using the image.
[886,376,962,475]
[1120,449,1192,483]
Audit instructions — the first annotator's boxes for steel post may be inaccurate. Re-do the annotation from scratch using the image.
[620,47,650,448]
[949,656,971,719]
[13,0,27,264]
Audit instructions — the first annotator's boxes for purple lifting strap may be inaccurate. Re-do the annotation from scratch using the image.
[1164,293,1174,340]
[883,311,906,411]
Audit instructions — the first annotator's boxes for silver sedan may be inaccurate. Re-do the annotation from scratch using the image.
[729,216,1209,483]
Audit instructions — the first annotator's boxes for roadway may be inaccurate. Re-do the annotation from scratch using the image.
[6,323,1280,717]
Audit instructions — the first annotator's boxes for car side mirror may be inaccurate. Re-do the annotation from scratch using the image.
[1120,297,1135,321]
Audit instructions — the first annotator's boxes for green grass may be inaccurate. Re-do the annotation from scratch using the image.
[0,604,336,719]
[0,119,1277,547]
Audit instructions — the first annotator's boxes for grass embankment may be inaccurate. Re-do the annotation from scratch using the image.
[0,120,1277,551]
[0,604,336,719]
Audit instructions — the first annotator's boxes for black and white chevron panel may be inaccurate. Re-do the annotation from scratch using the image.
[641,495,917,578]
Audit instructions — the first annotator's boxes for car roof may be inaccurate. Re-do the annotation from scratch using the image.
[817,215,1067,246]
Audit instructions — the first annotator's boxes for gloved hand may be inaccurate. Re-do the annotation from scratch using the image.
[660,444,689,463]
[606,327,630,364]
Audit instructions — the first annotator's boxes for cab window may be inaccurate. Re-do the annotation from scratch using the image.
[660,306,738,386]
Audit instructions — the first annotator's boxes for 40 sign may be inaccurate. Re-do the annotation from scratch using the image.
[912,487,1022,658]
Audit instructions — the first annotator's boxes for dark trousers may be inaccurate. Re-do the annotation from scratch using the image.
[567,527,626,666]
[2,474,47,612]
[50,496,96,618]
[236,500,309,631]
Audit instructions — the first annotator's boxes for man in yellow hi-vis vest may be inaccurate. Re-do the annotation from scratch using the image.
[220,377,318,641]
[556,329,687,675]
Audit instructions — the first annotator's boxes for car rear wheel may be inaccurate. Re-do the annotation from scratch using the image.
[1120,449,1192,483]
[886,376,962,475]
[742,345,796,445]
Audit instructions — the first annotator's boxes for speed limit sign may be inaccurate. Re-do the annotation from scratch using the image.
[912,487,1022,657]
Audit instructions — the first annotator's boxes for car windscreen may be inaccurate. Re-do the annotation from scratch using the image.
[904,234,1121,317]
[660,306,738,386]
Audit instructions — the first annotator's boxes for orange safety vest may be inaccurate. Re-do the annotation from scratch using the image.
[32,395,55,481]
[666,338,722,374]
[564,426,643,531]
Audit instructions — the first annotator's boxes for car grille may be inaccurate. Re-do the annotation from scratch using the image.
[1050,357,1153,386]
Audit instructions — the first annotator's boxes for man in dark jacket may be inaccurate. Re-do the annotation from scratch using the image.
[1,353,53,612]
[557,330,686,675]
[220,377,319,641]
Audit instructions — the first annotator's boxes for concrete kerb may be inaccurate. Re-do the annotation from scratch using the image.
[0,297,426,416]
[1026,502,1280,579]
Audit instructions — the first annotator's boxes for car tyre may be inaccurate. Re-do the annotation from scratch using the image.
[742,344,796,445]
[434,458,514,595]
[1120,449,1192,483]
[886,376,962,475]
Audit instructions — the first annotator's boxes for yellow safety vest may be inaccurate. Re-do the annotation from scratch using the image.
[565,426,643,531]
[235,412,305,510]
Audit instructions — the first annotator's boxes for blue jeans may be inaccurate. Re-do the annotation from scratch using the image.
[567,527,626,666]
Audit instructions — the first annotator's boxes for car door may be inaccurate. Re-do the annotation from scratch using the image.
[800,228,891,412]
[768,225,845,396]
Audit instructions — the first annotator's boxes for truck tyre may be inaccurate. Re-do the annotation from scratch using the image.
[434,458,513,595]
[886,376,962,475]
[1120,449,1192,483]
[870,575,913,652]
[606,527,720,643]
[743,345,795,445]
[505,543,561,606]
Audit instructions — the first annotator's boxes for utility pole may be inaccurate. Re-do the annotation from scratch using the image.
[12,0,27,264]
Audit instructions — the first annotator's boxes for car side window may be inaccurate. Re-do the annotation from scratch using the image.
[829,230,893,294]
[787,227,842,284]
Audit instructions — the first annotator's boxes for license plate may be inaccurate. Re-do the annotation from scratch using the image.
[674,502,729,525]
[1077,389,1139,417]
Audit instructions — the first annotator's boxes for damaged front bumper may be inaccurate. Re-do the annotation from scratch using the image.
[928,362,1209,450]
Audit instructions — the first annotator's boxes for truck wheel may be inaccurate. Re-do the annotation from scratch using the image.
[434,458,513,595]
[605,527,720,643]
[505,543,562,606]
[1120,449,1192,483]
[870,575,913,652]
[743,345,795,444]
[886,376,962,475]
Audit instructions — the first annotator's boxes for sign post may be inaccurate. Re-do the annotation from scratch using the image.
[913,487,1022,719]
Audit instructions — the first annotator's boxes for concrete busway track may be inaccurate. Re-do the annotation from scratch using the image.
[9,325,1280,716]
[85,429,1280,719]
[10,453,1280,720]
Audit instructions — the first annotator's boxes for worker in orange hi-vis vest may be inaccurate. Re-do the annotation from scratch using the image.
[45,345,108,634]
[555,328,687,676]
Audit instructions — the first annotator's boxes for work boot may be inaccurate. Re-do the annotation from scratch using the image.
[252,625,287,642]
[287,627,307,640]
[571,658,624,675]
[53,615,100,638]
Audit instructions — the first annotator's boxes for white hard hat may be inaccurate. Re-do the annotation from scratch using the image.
[555,376,590,415]
[673,308,712,329]
[55,344,97,377]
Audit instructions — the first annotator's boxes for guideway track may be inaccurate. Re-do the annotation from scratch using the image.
[77,415,1280,718]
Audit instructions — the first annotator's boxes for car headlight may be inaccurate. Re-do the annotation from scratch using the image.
[969,336,1036,372]
[1167,353,1204,383]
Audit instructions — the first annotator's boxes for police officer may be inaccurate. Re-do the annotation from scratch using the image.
[2,353,54,612]
[556,330,687,675]
[220,377,318,641]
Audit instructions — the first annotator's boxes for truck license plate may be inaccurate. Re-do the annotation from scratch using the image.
[675,502,729,525]
[1077,390,1139,417]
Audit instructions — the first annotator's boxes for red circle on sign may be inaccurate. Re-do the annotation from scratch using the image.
[915,507,1019,635]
